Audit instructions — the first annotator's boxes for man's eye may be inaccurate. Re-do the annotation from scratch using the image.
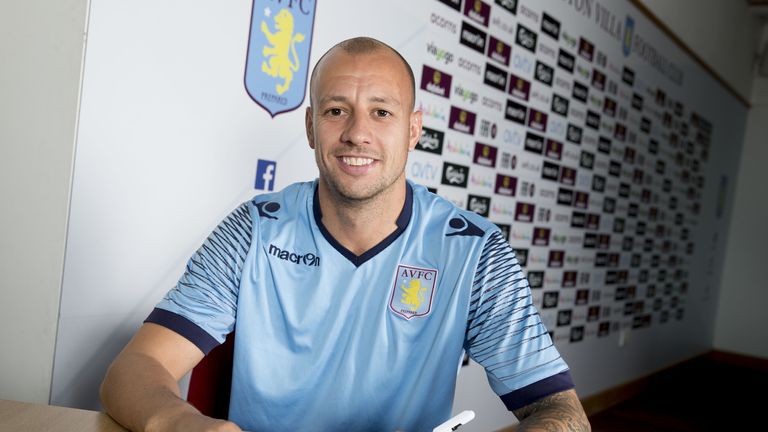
[376,109,391,117]
[326,108,343,116]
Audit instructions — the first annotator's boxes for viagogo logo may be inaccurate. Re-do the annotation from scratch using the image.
[426,41,455,65]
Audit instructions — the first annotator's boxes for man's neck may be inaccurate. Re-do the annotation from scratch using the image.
[317,180,407,256]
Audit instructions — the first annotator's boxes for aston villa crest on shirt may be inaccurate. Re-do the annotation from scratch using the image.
[389,264,438,320]
[245,0,317,117]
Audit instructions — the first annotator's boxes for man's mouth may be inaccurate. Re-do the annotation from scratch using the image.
[341,156,375,166]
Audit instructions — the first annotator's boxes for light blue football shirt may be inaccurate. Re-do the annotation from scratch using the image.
[148,180,573,431]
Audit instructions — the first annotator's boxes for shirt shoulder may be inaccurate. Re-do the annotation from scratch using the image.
[409,181,500,240]
[248,180,315,224]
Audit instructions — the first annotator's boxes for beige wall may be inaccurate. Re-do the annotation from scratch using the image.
[714,22,768,358]
[637,0,759,102]
[0,0,88,403]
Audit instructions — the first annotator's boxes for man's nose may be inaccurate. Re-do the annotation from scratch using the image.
[340,113,372,146]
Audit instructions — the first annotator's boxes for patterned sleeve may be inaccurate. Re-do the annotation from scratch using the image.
[465,230,574,411]
[145,202,253,354]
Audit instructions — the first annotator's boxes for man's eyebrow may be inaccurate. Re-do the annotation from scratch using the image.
[369,96,401,106]
[319,95,349,105]
[318,95,402,107]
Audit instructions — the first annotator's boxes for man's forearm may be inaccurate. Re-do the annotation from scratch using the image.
[100,351,204,432]
[512,389,591,432]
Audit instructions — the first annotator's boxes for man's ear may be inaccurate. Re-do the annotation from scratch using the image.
[306,106,315,149]
[408,110,423,151]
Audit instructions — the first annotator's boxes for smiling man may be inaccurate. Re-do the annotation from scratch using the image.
[100,37,590,432]
[305,38,422,257]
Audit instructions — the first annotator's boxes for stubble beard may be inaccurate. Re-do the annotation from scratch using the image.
[321,168,405,208]
[317,152,406,209]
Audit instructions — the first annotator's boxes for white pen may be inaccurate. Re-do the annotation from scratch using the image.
[432,410,476,432]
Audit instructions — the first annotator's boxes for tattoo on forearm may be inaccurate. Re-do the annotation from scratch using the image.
[512,390,591,431]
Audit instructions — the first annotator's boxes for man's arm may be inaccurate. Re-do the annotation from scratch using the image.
[100,323,241,432]
[512,389,591,431]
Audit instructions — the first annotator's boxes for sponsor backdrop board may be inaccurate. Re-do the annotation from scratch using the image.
[54,0,746,430]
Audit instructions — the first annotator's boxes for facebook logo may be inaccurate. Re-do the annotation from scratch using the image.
[255,159,277,191]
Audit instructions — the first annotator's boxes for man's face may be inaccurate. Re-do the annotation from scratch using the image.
[306,49,422,203]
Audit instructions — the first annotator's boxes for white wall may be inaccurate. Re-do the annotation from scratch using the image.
[636,0,768,360]
[0,0,88,403]
[637,0,759,102]
[714,22,768,358]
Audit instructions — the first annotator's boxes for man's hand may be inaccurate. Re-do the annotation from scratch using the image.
[147,411,242,432]
[512,389,591,431]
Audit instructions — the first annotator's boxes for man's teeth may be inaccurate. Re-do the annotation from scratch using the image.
[342,156,374,166]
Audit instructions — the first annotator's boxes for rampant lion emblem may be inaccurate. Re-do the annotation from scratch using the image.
[401,279,428,312]
[389,264,437,320]
[261,9,305,95]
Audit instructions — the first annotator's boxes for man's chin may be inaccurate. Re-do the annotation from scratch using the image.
[330,182,387,204]
[322,175,403,205]
[335,188,380,203]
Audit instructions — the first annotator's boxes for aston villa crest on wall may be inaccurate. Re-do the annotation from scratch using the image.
[245,0,317,117]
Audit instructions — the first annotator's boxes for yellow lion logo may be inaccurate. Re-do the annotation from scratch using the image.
[261,9,305,95]
[401,279,428,311]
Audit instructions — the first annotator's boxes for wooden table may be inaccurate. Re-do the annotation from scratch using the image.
[0,399,127,431]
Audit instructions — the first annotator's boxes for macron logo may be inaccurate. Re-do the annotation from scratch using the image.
[268,244,320,267]
[255,159,276,191]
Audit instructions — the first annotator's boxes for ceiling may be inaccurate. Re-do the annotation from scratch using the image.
[748,0,768,17]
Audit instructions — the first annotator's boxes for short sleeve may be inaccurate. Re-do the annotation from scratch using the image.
[146,202,254,354]
[465,230,574,410]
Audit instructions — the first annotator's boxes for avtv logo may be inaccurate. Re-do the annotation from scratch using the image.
[255,159,277,191]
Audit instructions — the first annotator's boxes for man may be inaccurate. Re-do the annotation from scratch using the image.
[101,37,590,432]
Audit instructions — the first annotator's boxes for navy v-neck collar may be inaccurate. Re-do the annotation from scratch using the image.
[313,182,413,267]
